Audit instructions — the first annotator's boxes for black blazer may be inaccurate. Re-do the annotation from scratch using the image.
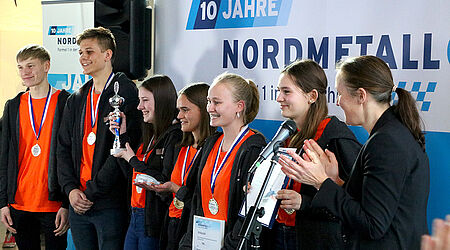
[311,107,430,249]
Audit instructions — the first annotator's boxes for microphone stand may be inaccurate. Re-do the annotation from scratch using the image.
[237,144,281,250]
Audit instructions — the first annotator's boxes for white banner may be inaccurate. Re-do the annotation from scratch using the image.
[42,0,94,93]
[155,0,450,133]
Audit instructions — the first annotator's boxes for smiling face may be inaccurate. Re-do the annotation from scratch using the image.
[177,94,202,133]
[206,83,242,128]
[276,73,312,127]
[335,71,362,126]
[17,57,49,88]
[137,87,155,124]
[78,38,111,77]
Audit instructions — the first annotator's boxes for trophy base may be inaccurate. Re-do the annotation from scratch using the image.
[111,147,125,155]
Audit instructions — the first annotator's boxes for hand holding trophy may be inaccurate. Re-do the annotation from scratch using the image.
[109,81,125,155]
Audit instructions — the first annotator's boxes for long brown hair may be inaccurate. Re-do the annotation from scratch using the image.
[337,55,425,149]
[140,75,178,151]
[282,60,328,148]
[178,83,216,147]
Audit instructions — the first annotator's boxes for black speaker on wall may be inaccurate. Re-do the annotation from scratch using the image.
[95,0,151,80]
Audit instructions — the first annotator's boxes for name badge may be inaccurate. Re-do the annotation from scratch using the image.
[156,148,164,155]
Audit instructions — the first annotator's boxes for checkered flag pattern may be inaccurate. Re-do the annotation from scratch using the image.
[392,81,437,111]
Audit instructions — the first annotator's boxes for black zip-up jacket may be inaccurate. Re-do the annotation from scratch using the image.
[127,123,182,237]
[57,72,141,211]
[179,130,266,250]
[0,90,70,208]
[295,116,362,250]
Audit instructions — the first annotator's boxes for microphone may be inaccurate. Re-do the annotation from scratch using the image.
[248,120,297,173]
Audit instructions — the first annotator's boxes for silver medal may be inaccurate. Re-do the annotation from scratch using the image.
[87,132,96,145]
[31,144,41,157]
[208,198,219,215]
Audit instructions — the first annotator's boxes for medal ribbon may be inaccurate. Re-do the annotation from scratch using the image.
[181,146,200,185]
[143,136,155,163]
[28,86,52,140]
[90,72,114,128]
[210,125,249,194]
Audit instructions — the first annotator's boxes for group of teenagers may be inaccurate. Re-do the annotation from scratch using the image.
[0,26,431,250]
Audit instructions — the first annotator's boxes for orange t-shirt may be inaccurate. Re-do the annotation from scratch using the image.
[201,130,254,221]
[131,144,152,208]
[79,89,100,191]
[13,90,62,212]
[168,146,198,218]
[277,118,331,226]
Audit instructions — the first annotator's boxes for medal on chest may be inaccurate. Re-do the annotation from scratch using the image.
[208,126,249,215]
[31,144,41,157]
[87,132,96,145]
[28,87,52,157]
[87,72,114,146]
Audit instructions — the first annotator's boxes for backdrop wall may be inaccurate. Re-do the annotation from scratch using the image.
[153,0,450,225]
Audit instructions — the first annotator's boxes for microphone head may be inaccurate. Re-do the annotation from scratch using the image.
[281,120,297,136]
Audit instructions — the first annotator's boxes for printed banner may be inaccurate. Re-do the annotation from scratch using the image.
[154,0,450,223]
[42,0,94,93]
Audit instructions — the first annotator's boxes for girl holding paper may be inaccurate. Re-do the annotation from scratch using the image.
[150,83,216,250]
[110,75,182,250]
[279,56,430,249]
[179,72,266,250]
[262,60,361,250]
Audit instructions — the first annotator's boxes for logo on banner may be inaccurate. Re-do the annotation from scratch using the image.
[48,73,91,93]
[392,81,437,111]
[48,26,74,36]
[186,0,292,30]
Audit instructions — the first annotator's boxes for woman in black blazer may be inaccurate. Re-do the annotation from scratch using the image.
[280,55,429,249]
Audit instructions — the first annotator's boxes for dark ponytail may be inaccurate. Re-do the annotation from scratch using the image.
[393,88,425,149]
[337,55,425,149]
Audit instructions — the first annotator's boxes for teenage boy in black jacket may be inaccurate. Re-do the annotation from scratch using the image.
[0,44,69,249]
[57,27,141,250]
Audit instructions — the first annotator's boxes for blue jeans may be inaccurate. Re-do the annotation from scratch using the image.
[124,207,159,250]
[274,222,297,250]
[69,206,127,250]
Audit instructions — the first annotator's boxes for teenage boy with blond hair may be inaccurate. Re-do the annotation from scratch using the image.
[0,44,70,249]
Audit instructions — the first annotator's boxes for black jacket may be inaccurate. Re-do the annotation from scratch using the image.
[57,72,141,211]
[0,90,70,208]
[128,123,182,237]
[179,130,266,250]
[295,116,361,250]
[160,143,207,250]
[311,107,429,249]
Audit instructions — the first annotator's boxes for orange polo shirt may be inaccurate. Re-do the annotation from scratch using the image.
[79,89,100,191]
[168,146,198,218]
[131,144,152,208]
[277,118,331,226]
[201,131,254,221]
[13,90,62,212]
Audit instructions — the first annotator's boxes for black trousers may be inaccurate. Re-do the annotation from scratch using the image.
[10,207,67,250]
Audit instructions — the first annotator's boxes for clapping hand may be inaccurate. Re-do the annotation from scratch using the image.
[302,140,344,186]
[421,215,450,250]
[279,139,339,190]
